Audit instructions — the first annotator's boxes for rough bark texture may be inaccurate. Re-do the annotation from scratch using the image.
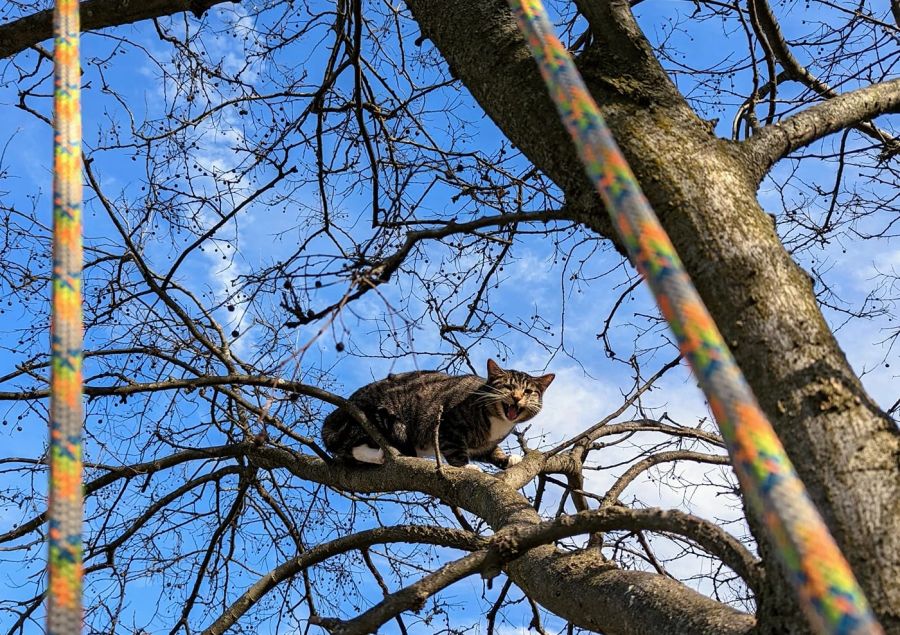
[405,0,900,632]
[746,77,900,174]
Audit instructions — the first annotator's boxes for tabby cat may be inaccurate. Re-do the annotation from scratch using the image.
[321,359,554,469]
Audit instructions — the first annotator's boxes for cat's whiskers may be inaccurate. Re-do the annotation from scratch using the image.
[474,390,508,405]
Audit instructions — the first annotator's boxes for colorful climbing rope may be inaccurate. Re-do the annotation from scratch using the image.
[507,1,882,633]
[48,0,83,632]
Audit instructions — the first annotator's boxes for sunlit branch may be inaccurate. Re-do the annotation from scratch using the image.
[547,355,682,455]
[599,450,731,508]
[591,419,725,448]
[745,77,900,177]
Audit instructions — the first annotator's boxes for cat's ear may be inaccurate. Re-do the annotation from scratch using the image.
[486,359,504,380]
[536,373,555,391]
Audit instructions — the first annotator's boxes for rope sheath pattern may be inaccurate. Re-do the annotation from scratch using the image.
[507,1,882,633]
[49,0,83,632]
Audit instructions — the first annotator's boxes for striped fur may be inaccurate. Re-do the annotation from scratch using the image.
[322,360,554,468]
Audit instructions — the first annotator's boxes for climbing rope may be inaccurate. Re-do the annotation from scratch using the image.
[48,0,83,632]
[507,1,882,633]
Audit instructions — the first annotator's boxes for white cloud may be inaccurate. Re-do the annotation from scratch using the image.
[524,362,622,444]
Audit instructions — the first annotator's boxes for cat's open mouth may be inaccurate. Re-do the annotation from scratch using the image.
[504,404,520,421]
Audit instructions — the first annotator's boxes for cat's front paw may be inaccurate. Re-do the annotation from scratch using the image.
[462,463,484,472]
[505,454,523,467]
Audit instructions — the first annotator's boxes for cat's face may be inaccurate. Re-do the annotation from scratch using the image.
[484,359,555,423]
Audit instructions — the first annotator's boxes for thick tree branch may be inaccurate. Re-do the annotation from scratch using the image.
[243,446,755,635]
[0,0,238,60]
[68,441,753,635]
[498,507,763,596]
[745,77,900,175]
[1,432,758,635]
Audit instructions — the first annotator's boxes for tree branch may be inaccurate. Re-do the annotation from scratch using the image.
[0,443,255,545]
[748,0,899,152]
[169,471,253,635]
[315,507,762,635]
[202,525,485,635]
[403,0,621,236]
[599,450,731,508]
[590,419,724,448]
[282,207,569,328]
[0,0,239,60]
[317,550,492,635]
[745,77,900,175]
[240,446,756,635]
[546,356,682,455]
[85,465,246,568]
[3,435,756,634]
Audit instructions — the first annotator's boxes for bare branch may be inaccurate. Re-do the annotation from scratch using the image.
[0,0,238,59]
[315,506,761,635]
[0,443,255,545]
[547,356,682,455]
[202,525,485,635]
[745,77,900,175]
[599,450,731,508]
[748,0,899,150]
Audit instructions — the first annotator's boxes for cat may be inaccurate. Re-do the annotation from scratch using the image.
[321,359,554,470]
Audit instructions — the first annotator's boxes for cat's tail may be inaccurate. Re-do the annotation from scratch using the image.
[321,408,385,464]
[320,409,351,455]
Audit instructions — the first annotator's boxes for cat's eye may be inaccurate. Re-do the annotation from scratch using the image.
[524,388,533,395]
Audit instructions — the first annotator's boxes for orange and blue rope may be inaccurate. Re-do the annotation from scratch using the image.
[49,0,83,633]
[507,1,882,633]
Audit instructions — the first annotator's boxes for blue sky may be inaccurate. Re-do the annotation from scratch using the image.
[0,0,897,632]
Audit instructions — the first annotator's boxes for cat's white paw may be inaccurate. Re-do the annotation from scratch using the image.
[463,463,484,472]
[506,454,524,467]
[351,445,385,464]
